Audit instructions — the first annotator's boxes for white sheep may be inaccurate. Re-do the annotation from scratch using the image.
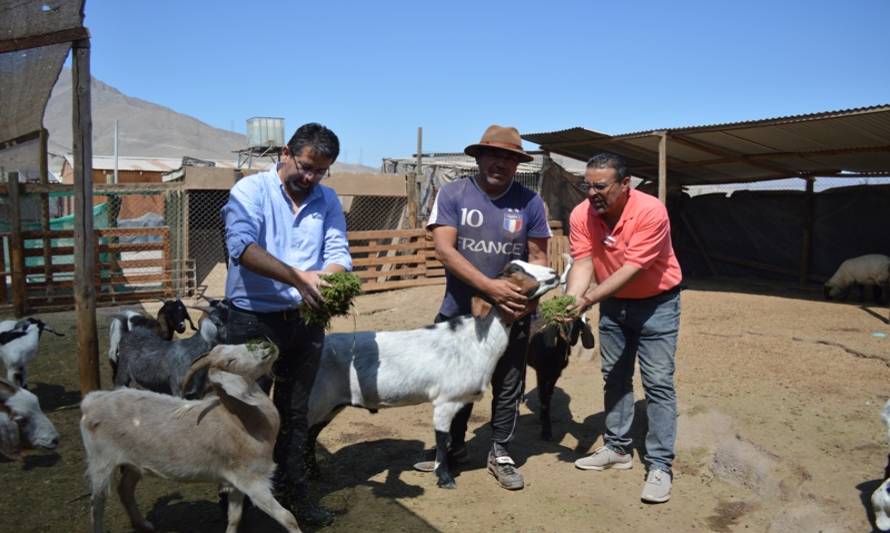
[871,400,890,531]
[0,318,64,388]
[0,377,60,460]
[80,341,301,533]
[824,254,890,302]
[305,260,560,489]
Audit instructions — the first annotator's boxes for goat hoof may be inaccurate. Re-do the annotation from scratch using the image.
[437,478,457,489]
[135,520,155,532]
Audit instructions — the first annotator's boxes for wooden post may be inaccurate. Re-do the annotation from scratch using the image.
[406,173,417,229]
[800,176,815,285]
[410,127,422,229]
[72,38,100,395]
[658,131,668,204]
[7,172,26,317]
[39,128,53,303]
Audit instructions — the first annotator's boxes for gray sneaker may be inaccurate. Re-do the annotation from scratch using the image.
[640,469,672,503]
[487,453,524,490]
[574,446,633,471]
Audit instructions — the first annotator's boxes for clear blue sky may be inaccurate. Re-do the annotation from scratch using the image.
[82,0,890,167]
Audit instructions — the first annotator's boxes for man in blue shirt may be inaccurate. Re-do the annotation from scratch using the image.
[221,122,351,526]
[421,124,551,490]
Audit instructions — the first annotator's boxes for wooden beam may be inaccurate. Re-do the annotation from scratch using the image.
[658,131,667,203]
[6,172,26,317]
[406,173,417,229]
[668,134,796,177]
[39,129,53,304]
[689,143,890,166]
[800,176,815,285]
[0,130,41,151]
[0,27,88,53]
[72,39,100,396]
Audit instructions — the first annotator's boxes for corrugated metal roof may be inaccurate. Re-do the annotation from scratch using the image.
[523,105,890,186]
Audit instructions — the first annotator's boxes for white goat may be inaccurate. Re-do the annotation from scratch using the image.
[871,400,890,531]
[80,341,301,533]
[305,260,560,489]
[0,318,64,388]
[0,377,60,460]
[824,254,890,302]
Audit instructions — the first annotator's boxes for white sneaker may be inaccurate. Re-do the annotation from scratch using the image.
[574,446,633,471]
[640,469,672,503]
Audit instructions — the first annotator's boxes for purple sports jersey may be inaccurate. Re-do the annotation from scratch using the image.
[426,176,551,317]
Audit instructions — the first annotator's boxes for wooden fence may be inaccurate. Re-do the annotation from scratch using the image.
[348,228,445,293]
[1,226,194,314]
[347,222,569,293]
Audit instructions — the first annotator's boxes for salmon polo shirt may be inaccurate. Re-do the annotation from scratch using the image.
[569,189,682,299]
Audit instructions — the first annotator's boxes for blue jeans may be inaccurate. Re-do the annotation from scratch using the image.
[598,287,680,473]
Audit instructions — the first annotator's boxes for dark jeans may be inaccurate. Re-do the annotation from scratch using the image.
[226,305,324,499]
[436,312,531,456]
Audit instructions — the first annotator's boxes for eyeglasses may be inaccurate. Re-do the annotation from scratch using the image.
[292,156,329,179]
[578,180,617,193]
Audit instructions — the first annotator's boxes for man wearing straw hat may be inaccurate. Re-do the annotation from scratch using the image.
[417,124,551,490]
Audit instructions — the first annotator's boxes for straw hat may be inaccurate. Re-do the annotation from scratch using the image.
[464,124,533,163]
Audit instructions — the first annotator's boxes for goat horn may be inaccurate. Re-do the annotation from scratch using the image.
[42,325,65,337]
[181,351,215,397]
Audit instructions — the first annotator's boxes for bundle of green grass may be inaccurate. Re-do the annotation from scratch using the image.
[538,295,578,326]
[300,272,363,329]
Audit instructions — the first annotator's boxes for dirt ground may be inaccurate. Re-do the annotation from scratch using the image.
[1,278,889,533]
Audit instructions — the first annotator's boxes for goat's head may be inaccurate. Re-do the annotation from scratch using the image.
[25,317,64,337]
[181,340,278,399]
[0,378,59,457]
[538,314,595,351]
[158,299,197,334]
[471,260,559,320]
[188,300,229,343]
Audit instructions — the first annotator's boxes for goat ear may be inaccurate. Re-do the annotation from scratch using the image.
[0,410,22,461]
[209,368,263,407]
[471,296,493,319]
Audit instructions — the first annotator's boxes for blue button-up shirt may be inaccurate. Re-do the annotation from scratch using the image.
[221,166,352,312]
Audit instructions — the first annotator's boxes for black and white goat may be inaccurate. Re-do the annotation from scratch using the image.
[106,298,197,379]
[305,260,560,489]
[111,302,227,397]
[0,318,64,388]
[0,377,59,460]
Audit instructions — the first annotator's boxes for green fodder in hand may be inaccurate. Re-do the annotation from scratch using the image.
[538,295,578,326]
[300,272,363,329]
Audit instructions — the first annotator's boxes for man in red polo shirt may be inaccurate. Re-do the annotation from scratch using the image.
[565,152,682,504]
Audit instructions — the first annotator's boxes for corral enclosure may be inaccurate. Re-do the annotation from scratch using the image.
[1,279,889,532]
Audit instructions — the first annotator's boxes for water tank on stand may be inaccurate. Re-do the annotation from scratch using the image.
[246,117,285,148]
[238,117,286,169]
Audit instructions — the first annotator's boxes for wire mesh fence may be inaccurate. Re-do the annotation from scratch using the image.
[0,179,194,312]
